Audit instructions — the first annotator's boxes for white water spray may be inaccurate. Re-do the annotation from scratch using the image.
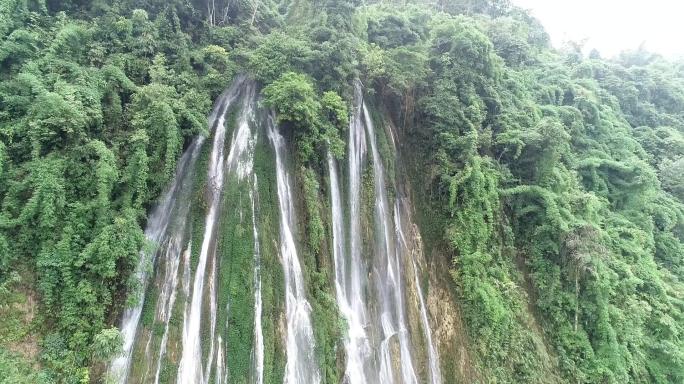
[394,199,442,384]
[177,80,255,384]
[268,116,321,384]
[152,237,189,384]
[328,94,374,382]
[250,174,265,384]
[363,100,418,384]
[109,134,204,383]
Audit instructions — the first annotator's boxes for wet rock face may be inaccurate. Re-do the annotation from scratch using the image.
[385,110,477,384]
[114,81,455,384]
[403,252,429,379]
[425,249,479,384]
[403,219,436,380]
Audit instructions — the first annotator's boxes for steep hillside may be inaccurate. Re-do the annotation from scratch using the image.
[0,0,682,383]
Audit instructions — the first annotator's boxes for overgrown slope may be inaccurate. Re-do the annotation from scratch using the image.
[0,0,682,383]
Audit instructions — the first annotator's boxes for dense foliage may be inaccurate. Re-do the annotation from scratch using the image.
[0,0,682,382]
[366,5,684,382]
[0,0,222,380]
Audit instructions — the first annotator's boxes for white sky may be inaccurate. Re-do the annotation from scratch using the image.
[511,0,684,58]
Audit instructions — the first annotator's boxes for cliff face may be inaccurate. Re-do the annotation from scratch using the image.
[114,77,493,384]
[2,1,683,383]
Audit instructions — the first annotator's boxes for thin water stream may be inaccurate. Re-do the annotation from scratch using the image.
[250,174,265,384]
[177,80,249,384]
[110,133,205,383]
[268,116,321,384]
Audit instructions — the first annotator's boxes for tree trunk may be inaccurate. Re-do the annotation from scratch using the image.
[574,268,579,333]
[250,0,259,26]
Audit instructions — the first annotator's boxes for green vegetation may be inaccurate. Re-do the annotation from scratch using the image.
[0,0,682,382]
[354,2,684,383]
[263,72,347,164]
[358,4,684,383]
[218,175,256,382]
[0,347,43,384]
[252,130,286,384]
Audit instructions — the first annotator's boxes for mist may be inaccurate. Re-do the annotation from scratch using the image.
[512,0,684,58]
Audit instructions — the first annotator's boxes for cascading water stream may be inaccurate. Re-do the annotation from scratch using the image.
[152,236,188,384]
[394,198,442,384]
[250,174,265,384]
[176,84,238,384]
[148,142,201,383]
[329,152,374,384]
[215,336,225,384]
[328,83,375,384]
[178,79,256,384]
[329,152,368,381]
[268,115,321,384]
[412,246,442,384]
[205,251,218,381]
[109,134,205,383]
[385,110,443,384]
[180,239,192,353]
[363,100,418,384]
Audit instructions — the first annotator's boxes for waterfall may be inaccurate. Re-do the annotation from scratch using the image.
[109,132,205,383]
[267,116,321,384]
[394,199,442,384]
[330,153,372,383]
[333,83,443,384]
[204,238,218,382]
[328,83,375,384]
[250,174,265,384]
[385,109,442,384]
[364,101,419,384]
[176,82,240,384]
[152,238,190,384]
[111,77,442,384]
[180,237,192,364]
[215,336,225,384]
[178,79,256,384]
[148,139,200,383]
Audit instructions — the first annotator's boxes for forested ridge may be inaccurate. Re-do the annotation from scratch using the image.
[0,0,683,383]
